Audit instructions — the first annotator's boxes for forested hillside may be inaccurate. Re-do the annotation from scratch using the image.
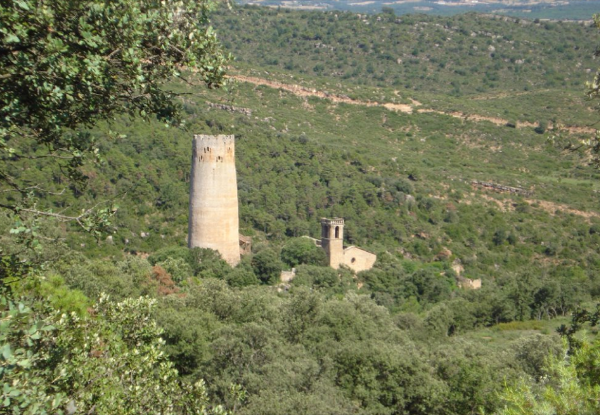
[3,3,600,414]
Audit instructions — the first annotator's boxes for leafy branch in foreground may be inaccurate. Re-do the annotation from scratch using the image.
[551,14,600,166]
[0,293,229,414]
[556,303,600,352]
[497,304,600,415]
[0,0,229,238]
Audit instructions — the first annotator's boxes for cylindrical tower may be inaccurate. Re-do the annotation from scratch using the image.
[188,134,240,266]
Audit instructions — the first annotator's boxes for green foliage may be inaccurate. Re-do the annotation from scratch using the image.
[155,295,221,377]
[292,264,339,289]
[214,7,595,101]
[149,246,192,266]
[225,263,259,287]
[54,255,148,300]
[189,248,232,279]
[432,341,503,415]
[157,257,194,284]
[498,303,600,414]
[280,237,327,267]
[3,4,600,414]
[32,275,91,316]
[251,249,283,284]
[512,333,563,379]
[43,254,571,415]
[0,293,227,414]
[332,340,447,415]
[0,0,228,240]
[498,341,600,415]
[551,14,600,170]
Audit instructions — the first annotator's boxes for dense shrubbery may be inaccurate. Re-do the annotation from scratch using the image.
[36,253,567,414]
[0,287,225,414]
[213,7,595,97]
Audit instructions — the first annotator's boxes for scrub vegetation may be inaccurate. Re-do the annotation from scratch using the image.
[3,2,600,414]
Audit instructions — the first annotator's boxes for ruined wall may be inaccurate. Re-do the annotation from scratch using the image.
[280,268,296,283]
[458,278,482,290]
[188,135,240,266]
[342,246,377,273]
[239,234,252,256]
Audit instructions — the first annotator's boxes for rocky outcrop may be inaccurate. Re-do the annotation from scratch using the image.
[207,102,252,116]
[471,180,532,196]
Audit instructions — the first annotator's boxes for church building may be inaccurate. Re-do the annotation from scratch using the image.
[320,218,376,273]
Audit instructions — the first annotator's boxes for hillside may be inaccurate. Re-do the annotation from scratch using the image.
[3,6,600,414]
[5,6,598,324]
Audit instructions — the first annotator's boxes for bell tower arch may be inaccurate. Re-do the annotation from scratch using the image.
[321,218,344,268]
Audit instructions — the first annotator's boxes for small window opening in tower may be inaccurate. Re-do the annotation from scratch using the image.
[335,226,340,239]
[351,257,356,263]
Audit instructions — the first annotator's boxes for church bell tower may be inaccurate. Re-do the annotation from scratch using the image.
[320,218,344,269]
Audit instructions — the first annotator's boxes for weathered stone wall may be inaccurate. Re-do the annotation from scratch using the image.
[188,135,240,266]
[280,268,296,283]
[458,277,482,290]
[239,234,252,256]
[342,246,377,273]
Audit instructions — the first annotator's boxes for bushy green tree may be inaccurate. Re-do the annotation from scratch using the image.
[189,248,232,279]
[225,266,259,287]
[149,246,192,267]
[498,343,600,415]
[512,333,563,379]
[0,0,228,236]
[158,257,194,284]
[280,237,327,268]
[292,264,338,289]
[498,304,600,414]
[251,249,283,284]
[0,293,227,414]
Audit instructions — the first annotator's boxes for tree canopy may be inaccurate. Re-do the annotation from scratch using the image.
[0,0,229,234]
[0,2,231,412]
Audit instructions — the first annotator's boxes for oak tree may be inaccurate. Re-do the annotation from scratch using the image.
[0,0,228,237]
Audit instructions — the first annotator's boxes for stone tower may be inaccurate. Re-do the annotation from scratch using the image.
[321,218,344,269]
[188,134,240,266]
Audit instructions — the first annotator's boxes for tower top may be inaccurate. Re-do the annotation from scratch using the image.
[321,217,344,227]
[192,134,235,164]
[193,134,235,143]
[321,217,344,241]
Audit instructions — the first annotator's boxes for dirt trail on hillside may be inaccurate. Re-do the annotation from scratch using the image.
[231,74,600,218]
[470,89,552,101]
[473,191,599,220]
[525,199,600,220]
[232,75,415,113]
[231,75,594,134]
